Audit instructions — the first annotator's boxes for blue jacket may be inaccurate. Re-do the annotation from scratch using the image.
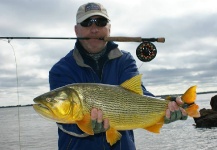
[49,41,153,150]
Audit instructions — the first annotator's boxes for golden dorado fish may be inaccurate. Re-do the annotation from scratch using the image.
[33,74,200,145]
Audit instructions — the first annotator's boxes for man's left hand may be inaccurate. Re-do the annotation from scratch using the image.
[164,97,188,124]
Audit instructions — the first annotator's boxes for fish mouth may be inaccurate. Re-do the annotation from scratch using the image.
[34,103,49,110]
[33,102,52,117]
[33,96,50,111]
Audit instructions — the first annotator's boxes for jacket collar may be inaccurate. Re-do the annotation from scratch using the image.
[73,41,123,67]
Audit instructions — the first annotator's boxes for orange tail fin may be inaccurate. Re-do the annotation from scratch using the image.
[185,103,200,117]
[181,85,200,118]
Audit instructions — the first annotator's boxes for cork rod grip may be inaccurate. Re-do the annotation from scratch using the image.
[103,36,165,43]
[103,36,142,42]
[156,37,165,43]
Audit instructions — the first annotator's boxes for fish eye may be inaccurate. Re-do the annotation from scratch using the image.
[46,98,52,102]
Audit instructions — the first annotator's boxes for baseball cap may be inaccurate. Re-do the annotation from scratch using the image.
[76,2,110,23]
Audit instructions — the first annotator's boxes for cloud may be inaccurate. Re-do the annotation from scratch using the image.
[0,0,217,106]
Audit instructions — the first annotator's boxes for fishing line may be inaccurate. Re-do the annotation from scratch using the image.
[1,39,22,150]
[138,62,144,69]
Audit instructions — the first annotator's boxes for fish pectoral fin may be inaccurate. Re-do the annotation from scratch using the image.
[144,118,164,133]
[106,127,122,146]
[185,103,200,118]
[76,113,94,135]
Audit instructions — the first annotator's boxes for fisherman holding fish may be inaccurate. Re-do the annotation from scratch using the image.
[35,2,194,150]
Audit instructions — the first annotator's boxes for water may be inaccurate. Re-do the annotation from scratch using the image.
[0,93,217,150]
[0,106,58,150]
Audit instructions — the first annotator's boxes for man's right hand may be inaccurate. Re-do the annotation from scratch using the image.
[91,108,110,133]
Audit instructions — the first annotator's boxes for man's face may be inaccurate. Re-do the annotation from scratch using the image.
[75,16,111,53]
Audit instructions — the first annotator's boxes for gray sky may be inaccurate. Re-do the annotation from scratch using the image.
[0,0,217,106]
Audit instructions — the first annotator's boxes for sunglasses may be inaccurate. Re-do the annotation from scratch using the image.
[80,17,108,27]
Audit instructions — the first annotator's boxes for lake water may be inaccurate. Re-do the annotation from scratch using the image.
[0,93,217,150]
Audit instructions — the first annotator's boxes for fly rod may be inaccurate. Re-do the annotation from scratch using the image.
[0,36,165,62]
[0,36,165,43]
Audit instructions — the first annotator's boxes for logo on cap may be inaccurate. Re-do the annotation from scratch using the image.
[85,3,101,12]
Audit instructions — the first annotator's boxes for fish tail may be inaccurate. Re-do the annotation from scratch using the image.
[184,103,200,118]
[181,85,200,118]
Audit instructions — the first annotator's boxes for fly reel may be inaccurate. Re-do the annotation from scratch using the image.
[136,42,157,62]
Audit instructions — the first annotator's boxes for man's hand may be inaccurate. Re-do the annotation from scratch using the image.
[91,108,110,133]
[164,97,188,124]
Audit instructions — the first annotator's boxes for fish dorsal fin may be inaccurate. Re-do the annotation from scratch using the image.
[120,74,143,95]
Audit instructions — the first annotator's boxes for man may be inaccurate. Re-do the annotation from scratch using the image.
[49,2,187,150]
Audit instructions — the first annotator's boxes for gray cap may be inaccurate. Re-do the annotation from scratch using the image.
[76,2,110,23]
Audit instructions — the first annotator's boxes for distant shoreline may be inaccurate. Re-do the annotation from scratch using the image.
[0,104,33,108]
[1,91,217,108]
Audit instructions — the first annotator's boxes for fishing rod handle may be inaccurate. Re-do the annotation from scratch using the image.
[155,37,165,43]
[141,37,165,43]
[103,36,142,42]
[103,36,165,43]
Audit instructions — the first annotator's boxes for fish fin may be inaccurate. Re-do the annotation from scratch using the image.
[76,113,94,135]
[144,118,164,133]
[185,103,200,118]
[181,85,197,104]
[120,74,143,95]
[106,127,122,146]
[181,86,200,118]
